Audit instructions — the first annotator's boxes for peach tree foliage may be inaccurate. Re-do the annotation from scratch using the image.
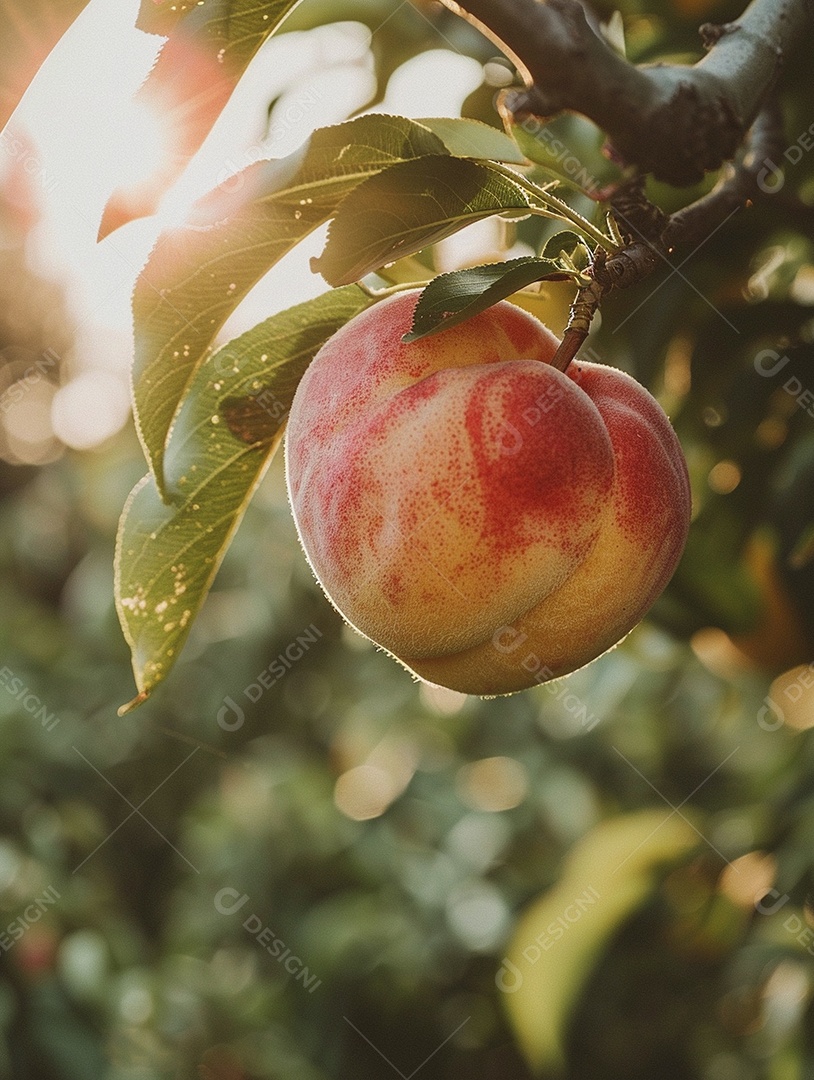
[113,0,814,716]
[113,5,624,713]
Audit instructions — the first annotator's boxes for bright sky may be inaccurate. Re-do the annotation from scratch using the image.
[0,0,486,455]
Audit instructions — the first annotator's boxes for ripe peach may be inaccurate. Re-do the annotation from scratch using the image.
[285,291,690,694]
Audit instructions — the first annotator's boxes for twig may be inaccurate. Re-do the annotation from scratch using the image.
[549,240,664,370]
[548,99,785,370]
[550,270,604,371]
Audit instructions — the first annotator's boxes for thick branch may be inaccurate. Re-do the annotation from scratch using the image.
[441,0,808,185]
[663,97,786,248]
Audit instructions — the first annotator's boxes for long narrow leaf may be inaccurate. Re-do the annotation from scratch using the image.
[502,812,697,1072]
[117,285,373,711]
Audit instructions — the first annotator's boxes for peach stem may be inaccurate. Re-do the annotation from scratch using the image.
[550,276,605,372]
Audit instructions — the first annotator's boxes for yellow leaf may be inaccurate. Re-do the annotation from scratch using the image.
[499,810,698,1072]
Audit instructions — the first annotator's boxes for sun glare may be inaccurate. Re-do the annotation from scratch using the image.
[51,371,131,450]
[0,3,498,452]
[107,99,171,195]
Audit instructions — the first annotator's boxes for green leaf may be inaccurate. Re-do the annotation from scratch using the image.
[137,0,195,35]
[116,286,374,711]
[417,117,528,164]
[100,2,305,236]
[403,257,575,342]
[136,0,302,63]
[541,229,591,267]
[501,811,697,1073]
[312,157,533,288]
[132,114,447,497]
[136,0,302,66]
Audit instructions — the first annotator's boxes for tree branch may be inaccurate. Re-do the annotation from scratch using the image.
[662,96,786,249]
[440,0,809,185]
[548,99,784,370]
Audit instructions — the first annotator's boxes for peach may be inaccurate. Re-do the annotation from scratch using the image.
[284,291,690,694]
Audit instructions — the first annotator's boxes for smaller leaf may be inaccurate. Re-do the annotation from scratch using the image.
[541,229,591,268]
[312,156,532,287]
[417,117,528,163]
[403,258,575,342]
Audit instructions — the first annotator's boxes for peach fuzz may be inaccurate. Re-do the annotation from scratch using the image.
[285,290,690,695]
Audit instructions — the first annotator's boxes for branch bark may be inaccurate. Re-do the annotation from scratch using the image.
[440,0,809,185]
[662,96,786,248]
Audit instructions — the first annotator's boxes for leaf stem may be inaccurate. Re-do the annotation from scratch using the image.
[486,162,620,252]
[358,278,434,300]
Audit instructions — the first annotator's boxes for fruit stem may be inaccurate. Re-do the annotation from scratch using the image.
[550,275,604,372]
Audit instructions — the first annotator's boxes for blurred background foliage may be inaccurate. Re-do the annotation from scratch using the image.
[1,0,814,1077]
